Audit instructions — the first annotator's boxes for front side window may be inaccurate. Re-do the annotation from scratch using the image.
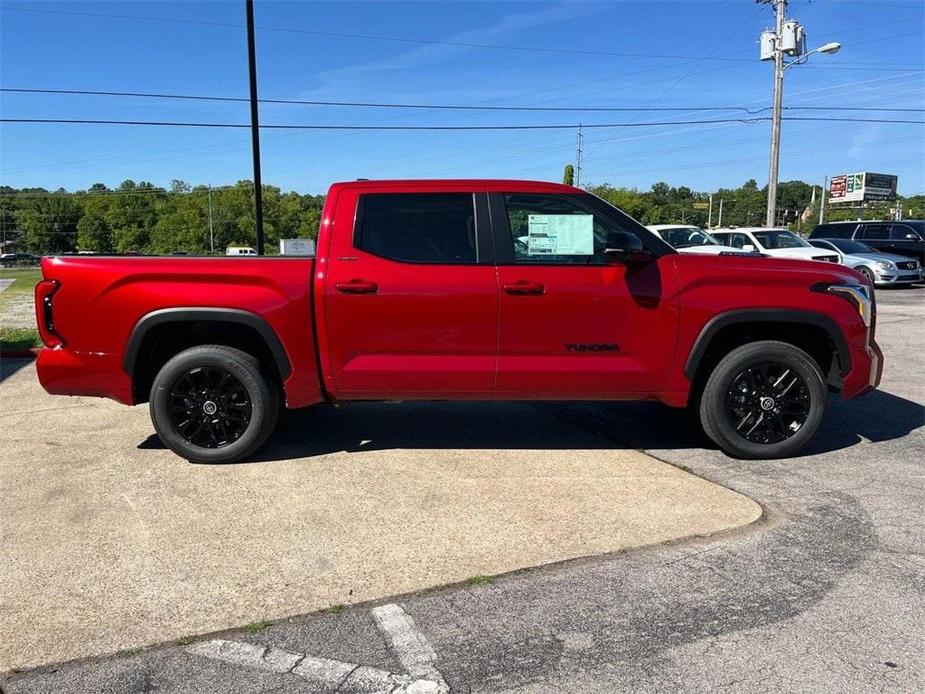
[890,224,923,241]
[356,193,476,263]
[726,233,754,249]
[503,193,632,264]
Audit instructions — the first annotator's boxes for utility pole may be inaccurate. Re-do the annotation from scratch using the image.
[765,0,787,228]
[208,185,215,254]
[718,198,724,228]
[245,0,265,255]
[575,124,583,187]
[708,193,714,228]
[819,176,827,224]
[759,0,839,228]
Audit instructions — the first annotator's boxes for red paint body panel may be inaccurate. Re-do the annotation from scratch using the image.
[36,255,323,408]
[35,179,881,411]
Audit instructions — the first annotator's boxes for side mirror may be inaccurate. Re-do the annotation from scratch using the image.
[742,244,756,252]
[605,231,654,265]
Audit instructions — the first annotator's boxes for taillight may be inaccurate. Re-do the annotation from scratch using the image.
[34,279,65,348]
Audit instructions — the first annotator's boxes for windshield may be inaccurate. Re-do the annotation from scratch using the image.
[830,239,874,254]
[752,230,810,249]
[656,226,720,248]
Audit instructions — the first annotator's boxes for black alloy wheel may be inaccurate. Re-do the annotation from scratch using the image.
[725,362,810,444]
[168,366,253,448]
[699,340,827,460]
[150,344,279,464]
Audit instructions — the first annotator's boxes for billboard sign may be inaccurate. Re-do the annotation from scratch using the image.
[829,172,897,203]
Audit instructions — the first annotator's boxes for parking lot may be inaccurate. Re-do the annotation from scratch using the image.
[1,286,923,693]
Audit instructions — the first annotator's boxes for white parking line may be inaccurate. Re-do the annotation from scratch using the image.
[187,603,448,693]
[371,603,447,688]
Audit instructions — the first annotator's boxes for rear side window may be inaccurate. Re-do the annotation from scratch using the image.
[811,223,853,239]
[356,193,477,263]
[858,223,889,240]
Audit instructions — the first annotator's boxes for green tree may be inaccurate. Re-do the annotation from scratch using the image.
[563,164,575,186]
[76,198,113,253]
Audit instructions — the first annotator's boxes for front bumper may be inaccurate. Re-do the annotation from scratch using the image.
[874,266,923,285]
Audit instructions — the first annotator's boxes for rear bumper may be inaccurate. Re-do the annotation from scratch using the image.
[36,347,134,405]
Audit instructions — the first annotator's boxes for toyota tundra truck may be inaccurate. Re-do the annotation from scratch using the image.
[34,179,882,462]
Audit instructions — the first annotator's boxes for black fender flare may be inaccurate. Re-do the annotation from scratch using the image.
[684,308,851,380]
[122,307,292,379]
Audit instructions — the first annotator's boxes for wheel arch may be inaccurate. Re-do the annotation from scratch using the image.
[685,309,851,386]
[123,308,292,403]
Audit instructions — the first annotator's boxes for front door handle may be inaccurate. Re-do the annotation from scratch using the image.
[335,280,378,294]
[503,281,545,296]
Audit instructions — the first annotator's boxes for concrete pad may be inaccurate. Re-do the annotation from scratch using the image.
[0,362,761,671]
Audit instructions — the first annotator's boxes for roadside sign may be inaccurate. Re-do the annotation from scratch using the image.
[692,202,709,210]
[829,172,897,203]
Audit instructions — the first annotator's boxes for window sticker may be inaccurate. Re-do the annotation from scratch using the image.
[526,214,594,255]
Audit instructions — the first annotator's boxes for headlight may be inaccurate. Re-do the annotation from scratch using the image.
[876,261,894,269]
[826,283,873,327]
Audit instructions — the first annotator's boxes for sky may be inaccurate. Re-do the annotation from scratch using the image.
[1,0,923,196]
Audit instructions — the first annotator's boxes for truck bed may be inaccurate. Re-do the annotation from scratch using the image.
[37,255,322,408]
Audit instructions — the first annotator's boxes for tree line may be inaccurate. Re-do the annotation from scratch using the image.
[0,179,323,255]
[1,177,921,255]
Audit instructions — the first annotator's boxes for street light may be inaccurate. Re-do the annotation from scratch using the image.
[762,0,840,227]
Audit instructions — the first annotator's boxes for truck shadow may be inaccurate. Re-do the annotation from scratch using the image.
[140,388,922,463]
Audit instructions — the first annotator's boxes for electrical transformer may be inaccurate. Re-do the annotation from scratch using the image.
[760,30,776,61]
[780,20,806,56]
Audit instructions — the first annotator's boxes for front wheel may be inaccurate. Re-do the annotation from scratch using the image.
[857,266,875,285]
[150,345,279,463]
[699,340,827,459]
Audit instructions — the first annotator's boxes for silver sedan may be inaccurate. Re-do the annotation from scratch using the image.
[809,238,923,286]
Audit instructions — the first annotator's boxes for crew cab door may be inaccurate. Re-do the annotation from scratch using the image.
[490,192,679,397]
[322,189,497,398]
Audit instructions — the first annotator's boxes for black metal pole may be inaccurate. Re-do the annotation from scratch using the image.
[245,0,265,255]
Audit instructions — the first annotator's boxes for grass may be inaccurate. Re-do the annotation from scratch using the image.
[0,267,42,315]
[175,635,196,646]
[465,575,493,587]
[326,603,346,615]
[243,620,272,634]
[0,326,40,351]
[118,647,144,658]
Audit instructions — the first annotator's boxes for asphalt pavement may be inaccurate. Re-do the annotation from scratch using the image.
[2,286,923,693]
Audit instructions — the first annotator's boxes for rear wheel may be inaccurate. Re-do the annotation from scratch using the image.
[699,340,827,459]
[150,345,279,463]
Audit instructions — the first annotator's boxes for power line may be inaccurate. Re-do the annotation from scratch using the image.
[3,5,921,67]
[3,87,923,113]
[0,5,762,63]
[4,116,921,130]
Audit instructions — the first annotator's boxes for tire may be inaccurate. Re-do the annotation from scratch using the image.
[149,345,279,463]
[857,266,875,284]
[699,340,827,460]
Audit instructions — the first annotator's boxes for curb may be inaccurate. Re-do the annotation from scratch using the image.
[0,348,40,359]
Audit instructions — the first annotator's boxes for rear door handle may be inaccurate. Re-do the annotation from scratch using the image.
[335,280,378,294]
[503,281,545,296]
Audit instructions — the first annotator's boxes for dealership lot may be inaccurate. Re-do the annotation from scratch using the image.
[2,287,923,693]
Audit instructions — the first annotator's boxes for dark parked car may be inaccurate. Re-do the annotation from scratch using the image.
[0,253,39,267]
[809,220,925,264]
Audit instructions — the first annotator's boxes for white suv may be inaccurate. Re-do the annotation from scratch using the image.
[711,227,839,263]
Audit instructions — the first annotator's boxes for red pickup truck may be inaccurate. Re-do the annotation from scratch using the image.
[35,179,881,462]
